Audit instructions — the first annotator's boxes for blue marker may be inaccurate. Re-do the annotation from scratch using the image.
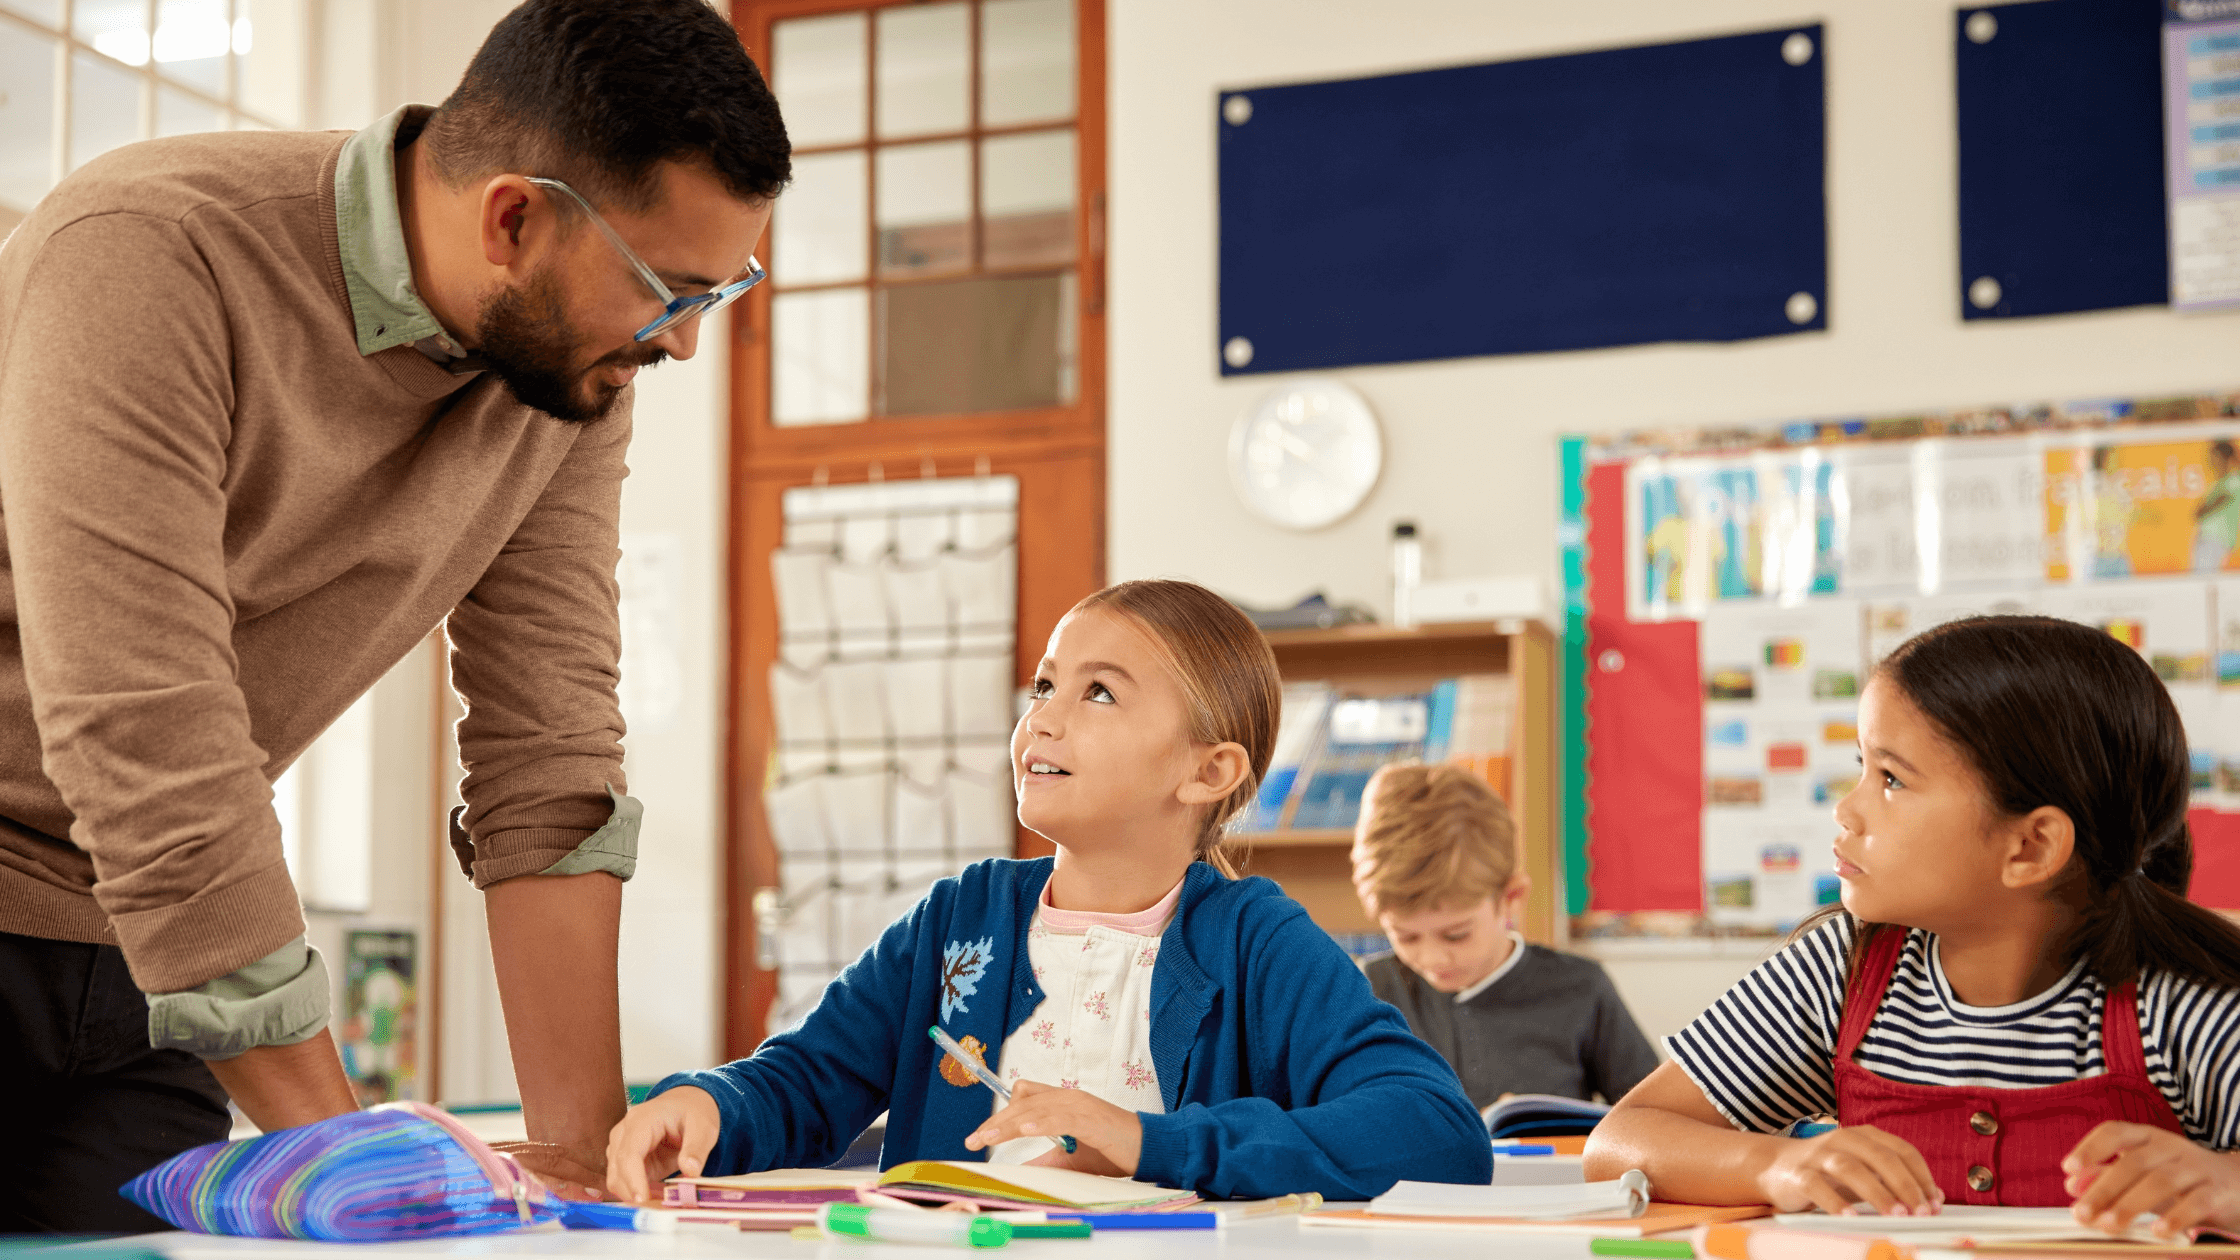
[929,1025,1077,1155]
[1490,1142,1557,1156]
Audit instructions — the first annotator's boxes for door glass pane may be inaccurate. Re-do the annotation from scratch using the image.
[76,0,150,64]
[0,26,56,215]
[773,12,865,149]
[70,51,143,171]
[237,0,306,128]
[774,150,867,287]
[981,128,1073,269]
[0,0,61,25]
[155,0,229,93]
[878,272,1070,416]
[773,288,869,426]
[875,140,969,276]
[157,84,223,137]
[981,0,1073,127]
[874,2,966,139]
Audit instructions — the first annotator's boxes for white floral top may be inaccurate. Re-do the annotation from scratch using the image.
[986,875,1181,1164]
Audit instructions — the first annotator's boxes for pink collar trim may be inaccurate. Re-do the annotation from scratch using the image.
[1035,874,1186,936]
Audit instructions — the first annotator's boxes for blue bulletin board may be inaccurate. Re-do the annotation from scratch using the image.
[1215,25,1828,375]
[1955,0,2169,319]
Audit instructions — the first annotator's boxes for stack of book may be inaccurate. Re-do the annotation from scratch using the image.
[658,1162,1199,1228]
[1237,674,1515,834]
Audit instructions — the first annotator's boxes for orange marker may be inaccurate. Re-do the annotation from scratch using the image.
[1695,1225,1914,1260]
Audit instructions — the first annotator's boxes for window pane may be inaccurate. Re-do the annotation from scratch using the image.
[155,0,229,94]
[878,273,1071,416]
[70,51,143,171]
[774,150,866,287]
[874,2,966,139]
[75,0,150,65]
[981,128,1073,269]
[773,288,869,426]
[0,26,56,215]
[876,140,969,276]
[0,0,61,25]
[237,0,306,128]
[157,84,223,137]
[773,11,865,149]
[981,0,1073,127]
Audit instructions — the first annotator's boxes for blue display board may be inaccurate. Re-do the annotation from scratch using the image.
[1216,26,1827,376]
[1955,0,2168,320]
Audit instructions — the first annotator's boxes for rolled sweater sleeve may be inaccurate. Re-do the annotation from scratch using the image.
[0,212,304,993]
[447,394,632,886]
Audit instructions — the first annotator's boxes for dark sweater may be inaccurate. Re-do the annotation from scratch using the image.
[1364,944,1658,1110]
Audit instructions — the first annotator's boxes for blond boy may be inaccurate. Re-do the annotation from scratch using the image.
[1352,764,1656,1109]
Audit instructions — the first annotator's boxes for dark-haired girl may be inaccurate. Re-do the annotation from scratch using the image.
[1586,616,2240,1238]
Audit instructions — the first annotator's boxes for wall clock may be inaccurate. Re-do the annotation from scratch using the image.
[1226,377,1383,531]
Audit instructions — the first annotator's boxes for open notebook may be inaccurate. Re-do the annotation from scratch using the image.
[665,1163,1198,1214]
[1305,1173,1770,1237]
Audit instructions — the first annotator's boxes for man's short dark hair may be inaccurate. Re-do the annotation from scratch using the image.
[422,0,791,212]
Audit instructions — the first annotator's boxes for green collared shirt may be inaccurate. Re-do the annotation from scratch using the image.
[146,110,643,1058]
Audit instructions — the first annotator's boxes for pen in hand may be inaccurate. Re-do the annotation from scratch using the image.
[928,1025,1078,1155]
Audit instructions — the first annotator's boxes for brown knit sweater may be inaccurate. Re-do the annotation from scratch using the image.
[0,130,629,993]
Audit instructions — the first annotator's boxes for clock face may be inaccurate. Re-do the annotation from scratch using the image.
[1227,377,1383,531]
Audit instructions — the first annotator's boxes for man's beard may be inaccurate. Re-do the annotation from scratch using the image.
[474,265,668,423]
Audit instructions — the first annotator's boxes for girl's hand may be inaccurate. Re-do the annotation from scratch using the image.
[2065,1122,2240,1239]
[603,1086,721,1204]
[1756,1125,1943,1217]
[962,1081,1143,1175]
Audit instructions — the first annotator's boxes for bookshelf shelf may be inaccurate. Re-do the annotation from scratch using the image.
[1225,619,1560,945]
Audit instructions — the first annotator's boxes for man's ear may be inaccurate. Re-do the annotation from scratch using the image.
[479,175,541,269]
[2003,805,2076,893]
[1175,742,1251,808]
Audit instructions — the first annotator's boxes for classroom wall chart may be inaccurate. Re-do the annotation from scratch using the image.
[760,477,1021,1029]
[1562,390,2240,939]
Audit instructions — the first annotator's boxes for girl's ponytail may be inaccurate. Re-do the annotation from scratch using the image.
[1883,616,2240,991]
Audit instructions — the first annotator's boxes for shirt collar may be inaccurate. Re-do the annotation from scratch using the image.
[334,104,475,366]
[1454,931,1528,1005]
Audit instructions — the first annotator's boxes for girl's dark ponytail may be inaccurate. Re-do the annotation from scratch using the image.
[1884,616,2240,991]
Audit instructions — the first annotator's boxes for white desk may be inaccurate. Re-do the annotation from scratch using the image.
[136,1217,1613,1260]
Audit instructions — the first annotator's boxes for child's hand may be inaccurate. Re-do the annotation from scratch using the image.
[962,1081,1143,1175]
[1756,1125,1943,1217]
[2064,1121,2240,1239]
[603,1086,721,1204]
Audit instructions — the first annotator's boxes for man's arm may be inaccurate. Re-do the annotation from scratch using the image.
[486,871,626,1195]
[207,1033,361,1129]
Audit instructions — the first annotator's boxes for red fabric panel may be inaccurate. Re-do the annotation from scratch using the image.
[1584,461,1704,912]
[2188,808,2240,910]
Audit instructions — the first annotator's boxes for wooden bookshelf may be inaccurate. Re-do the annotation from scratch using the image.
[1224,619,1562,946]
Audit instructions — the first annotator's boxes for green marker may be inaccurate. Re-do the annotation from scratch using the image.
[1590,1240,1696,1259]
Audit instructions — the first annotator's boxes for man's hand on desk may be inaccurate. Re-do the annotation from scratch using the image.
[493,1139,609,1201]
[204,1029,360,1133]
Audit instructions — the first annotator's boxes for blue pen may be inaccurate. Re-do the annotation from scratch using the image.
[929,1025,1078,1155]
[1490,1142,1557,1156]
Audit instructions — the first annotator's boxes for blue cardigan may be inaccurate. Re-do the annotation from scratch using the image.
[652,858,1491,1199]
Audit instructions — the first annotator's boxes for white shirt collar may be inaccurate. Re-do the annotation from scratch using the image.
[1453,931,1528,1005]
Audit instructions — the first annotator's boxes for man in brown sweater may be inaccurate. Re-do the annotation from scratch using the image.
[0,0,785,1231]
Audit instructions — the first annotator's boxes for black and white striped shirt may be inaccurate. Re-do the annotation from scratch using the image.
[1665,917,2240,1149]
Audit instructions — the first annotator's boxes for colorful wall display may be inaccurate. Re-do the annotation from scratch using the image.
[1565,390,2240,939]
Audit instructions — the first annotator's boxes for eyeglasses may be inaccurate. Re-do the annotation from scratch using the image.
[526,176,766,342]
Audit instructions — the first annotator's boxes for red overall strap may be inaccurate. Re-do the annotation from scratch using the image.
[2100,977,2148,1078]
[1833,924,1907,1063]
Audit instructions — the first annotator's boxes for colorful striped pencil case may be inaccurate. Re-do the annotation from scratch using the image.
[121,1100,564,1240]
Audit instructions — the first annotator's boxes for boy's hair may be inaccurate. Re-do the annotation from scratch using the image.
[1798,614,2240,990]
[1351,763,1516,920]
[421,0,792,213]
[1073,580,1281,877]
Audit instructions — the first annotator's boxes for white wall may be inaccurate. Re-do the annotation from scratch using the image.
[1105,0,2240,1039]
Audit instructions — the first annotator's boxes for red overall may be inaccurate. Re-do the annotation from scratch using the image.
[1832,928,2186,1206]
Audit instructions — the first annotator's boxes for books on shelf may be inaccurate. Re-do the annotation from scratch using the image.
[1241,673,1515,834]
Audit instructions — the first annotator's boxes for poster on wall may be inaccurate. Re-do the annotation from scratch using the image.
[340,930,416,1106]
[2164,12,2240,313]
[1698,601,1859,928]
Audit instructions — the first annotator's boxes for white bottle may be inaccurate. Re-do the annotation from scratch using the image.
[1392,521,1421,629]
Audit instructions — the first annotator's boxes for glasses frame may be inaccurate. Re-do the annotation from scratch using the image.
[526,176,767,342]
